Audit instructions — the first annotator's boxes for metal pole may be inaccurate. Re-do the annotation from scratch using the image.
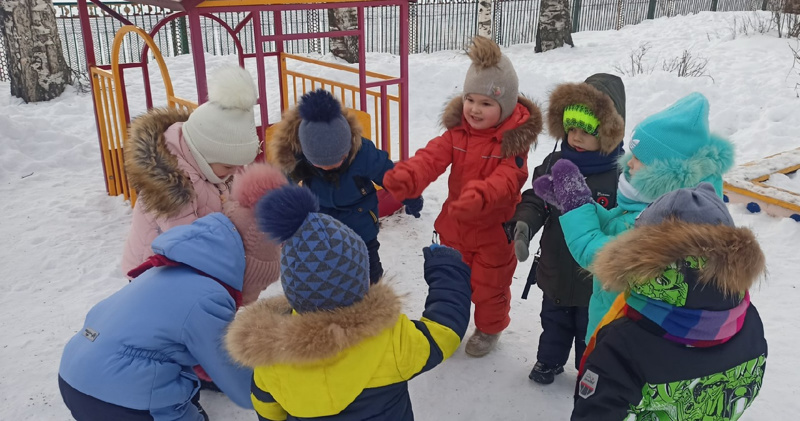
[77,0,110,193]
[399,0,409,160]
[187,10,208,103]
[357,7,367,112]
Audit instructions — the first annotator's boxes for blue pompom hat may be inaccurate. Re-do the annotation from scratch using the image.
[256,185,369,313]
[297,89,353,167]
[621,92,735,201]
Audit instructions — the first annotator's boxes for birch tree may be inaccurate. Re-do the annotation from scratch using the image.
[535,0,574,53]
[328,8,359,63]
[477,0,493,38]
[1,0,70,102]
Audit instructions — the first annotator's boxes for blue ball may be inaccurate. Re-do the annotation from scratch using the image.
[723,194,729,203]
[790,214,800,222]
[746,202,761,213]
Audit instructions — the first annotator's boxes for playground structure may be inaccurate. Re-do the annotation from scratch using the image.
[723,147,800,221]
[75,0,410,214]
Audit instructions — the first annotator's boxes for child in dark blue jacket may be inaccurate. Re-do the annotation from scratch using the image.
[270,89,422,284]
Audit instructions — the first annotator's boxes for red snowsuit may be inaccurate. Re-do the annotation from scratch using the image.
[384,96,541,334]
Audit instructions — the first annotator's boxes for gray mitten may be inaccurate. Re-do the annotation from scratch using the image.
[512,221,531,262]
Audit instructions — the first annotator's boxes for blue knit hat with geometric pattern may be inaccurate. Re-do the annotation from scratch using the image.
[255,185,369,313]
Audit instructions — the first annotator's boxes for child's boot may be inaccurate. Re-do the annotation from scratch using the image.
[528,361,564,384]
[465,328,501,357]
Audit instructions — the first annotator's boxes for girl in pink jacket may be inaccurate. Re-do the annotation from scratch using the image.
[122,66,260,280]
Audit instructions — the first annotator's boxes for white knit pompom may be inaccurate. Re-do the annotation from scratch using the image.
[207,66,258,111]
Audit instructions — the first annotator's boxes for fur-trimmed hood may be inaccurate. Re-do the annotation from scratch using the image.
[591,219,765,302]
[269,105,363,179]
[441,95,542,157]
[225,282,402,367]
[547,73,626,154]
[125,107,194,217]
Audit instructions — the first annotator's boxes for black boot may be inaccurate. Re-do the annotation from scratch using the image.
[528,361,564,384]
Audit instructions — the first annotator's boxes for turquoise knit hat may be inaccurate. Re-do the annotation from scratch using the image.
[631,92,710,165]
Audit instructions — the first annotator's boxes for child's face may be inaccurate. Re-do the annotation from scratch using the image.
[314,156,346,171]
[567,128,601,152]
[627,154,645,177]
[463,93,502,130]
[210,163,241,180]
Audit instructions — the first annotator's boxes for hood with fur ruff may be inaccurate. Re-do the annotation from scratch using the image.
[547,73,626,154]
[225,282,401,367]
[269,105,363,179]
[441,95,542,157]
[591,218,765,300]
[124,107,193,218]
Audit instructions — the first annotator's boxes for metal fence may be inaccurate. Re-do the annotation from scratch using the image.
[0,0,767,82]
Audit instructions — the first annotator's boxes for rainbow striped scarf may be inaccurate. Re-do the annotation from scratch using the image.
[579,290,750,376]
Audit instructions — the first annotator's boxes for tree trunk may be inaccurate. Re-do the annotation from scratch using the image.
[0,0,70,102]
[477,0,493,38]
[535,0,575,53]
[328,8,359,63]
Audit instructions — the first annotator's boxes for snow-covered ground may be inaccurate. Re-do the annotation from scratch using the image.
[1,11,799,420]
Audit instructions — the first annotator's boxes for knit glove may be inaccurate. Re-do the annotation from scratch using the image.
[532,175,562,211]
[423,244,463,262]
[383,167,415,202]
[403,196,424,218]
[504,221,531,262]
[552,159,593,213]
[449,187,484,220]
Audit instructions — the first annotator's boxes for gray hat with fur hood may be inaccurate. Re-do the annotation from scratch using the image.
[463,36,519,123]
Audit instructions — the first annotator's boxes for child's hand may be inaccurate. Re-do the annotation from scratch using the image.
[552,159,593,213]
[383,168,414,202]
[532,175,562,210]
[504,221,531,261]
[450,188,484,219]
[423,244,463,262]
[403,196,424,218]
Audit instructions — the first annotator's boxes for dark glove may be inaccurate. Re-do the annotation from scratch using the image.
[551,159,593,213]
[403,196,424,218]
[532,175,562,210]
[423,244,463,262]
[503,221,531,262]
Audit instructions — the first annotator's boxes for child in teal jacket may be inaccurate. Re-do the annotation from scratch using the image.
[533,92,735,344]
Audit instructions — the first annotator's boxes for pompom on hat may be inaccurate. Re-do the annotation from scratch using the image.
[463,36,519,123]
[297,90,353,167]
[182,66,260,183]
[256,185,370,313]
[223,162,288,305]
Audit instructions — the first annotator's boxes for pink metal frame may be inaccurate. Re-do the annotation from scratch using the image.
[77,0,410,164]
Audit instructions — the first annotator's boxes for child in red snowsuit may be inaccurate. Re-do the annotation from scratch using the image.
[383,37,542,357]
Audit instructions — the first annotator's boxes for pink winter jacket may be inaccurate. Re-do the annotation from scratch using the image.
[121,108,230,277]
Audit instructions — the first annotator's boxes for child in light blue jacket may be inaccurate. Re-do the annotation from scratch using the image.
[533,92,735,344]
[59,213,256,421]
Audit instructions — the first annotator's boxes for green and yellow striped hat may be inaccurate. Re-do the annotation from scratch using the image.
[563,104,600,136]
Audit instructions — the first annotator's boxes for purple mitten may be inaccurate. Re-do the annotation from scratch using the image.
[551,159,593,213]
[532,175,562,210]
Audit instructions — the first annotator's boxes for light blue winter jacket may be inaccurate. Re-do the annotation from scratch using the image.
[560,194,647,344]
[59,213,253,420]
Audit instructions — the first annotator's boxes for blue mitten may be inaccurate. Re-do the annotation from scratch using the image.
[423,244,462,261]
[551,159,593,213]
[403,196,424,218]
[532,175,562,210]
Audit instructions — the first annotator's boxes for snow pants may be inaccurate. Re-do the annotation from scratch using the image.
[537,295,589,370]
[445,237,516,335]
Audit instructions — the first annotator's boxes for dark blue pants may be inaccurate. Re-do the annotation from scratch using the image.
[59,376,208,421]
[536,295,589,370]
[366,238,383,284]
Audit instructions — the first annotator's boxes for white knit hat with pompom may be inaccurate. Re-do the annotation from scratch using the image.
[182,66,260,182]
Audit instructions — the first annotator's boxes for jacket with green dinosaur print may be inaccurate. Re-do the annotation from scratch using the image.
[571,217,767,421]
